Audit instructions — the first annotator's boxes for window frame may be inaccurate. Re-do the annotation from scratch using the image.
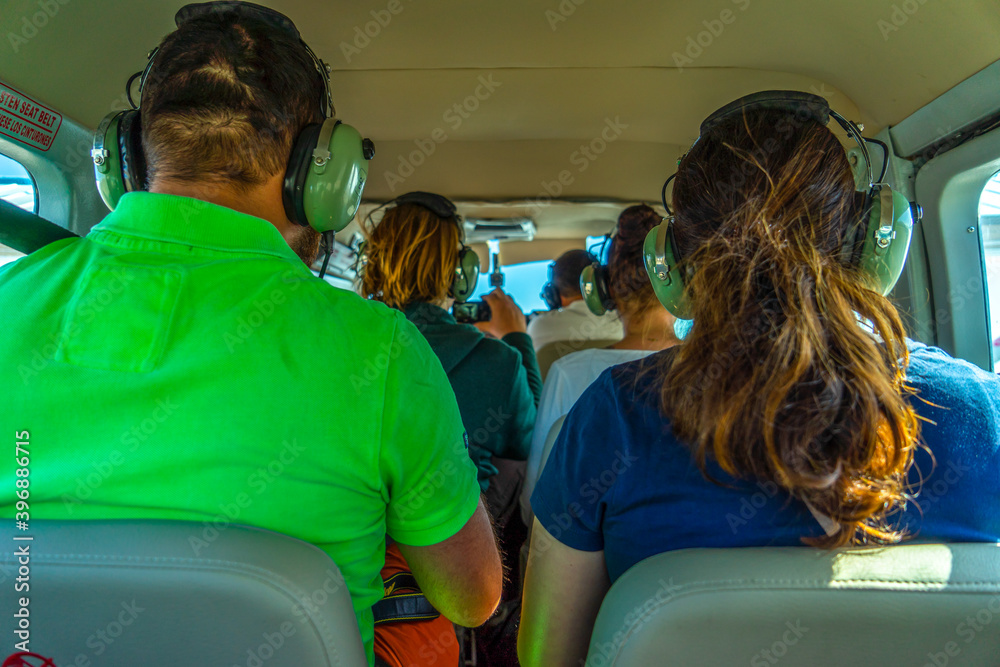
[914,126,1000,371]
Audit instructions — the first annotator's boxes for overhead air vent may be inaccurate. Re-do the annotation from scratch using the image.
[462,217,536,244]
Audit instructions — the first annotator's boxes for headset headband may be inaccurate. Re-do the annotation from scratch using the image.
[645,89,914,317]
[130,2,334,117]
[662,91,876,217]
[392,191,460,222]
[364,192,465,243]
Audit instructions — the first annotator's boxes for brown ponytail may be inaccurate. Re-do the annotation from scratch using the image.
[662,109,922,547]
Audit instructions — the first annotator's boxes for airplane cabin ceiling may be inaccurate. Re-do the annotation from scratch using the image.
[0,0,997,207]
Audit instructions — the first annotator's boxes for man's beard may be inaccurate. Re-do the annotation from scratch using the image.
[288,226,322,268]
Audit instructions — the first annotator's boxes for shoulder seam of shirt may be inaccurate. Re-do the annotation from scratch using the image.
[87,227,298,262]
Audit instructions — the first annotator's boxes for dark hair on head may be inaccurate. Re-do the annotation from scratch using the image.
[360,203,460,309]
[661,107,922,548]
[607,204,662,317]
[140,10,324,190]
[553,249,594,298]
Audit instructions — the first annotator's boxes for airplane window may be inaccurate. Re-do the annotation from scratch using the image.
[978,170,1000,371]
[586,235,612,262]
[0,152,35,268]
[0,152,37,213]
[470,259,550,313]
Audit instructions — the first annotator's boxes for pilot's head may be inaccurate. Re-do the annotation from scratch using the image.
[551,249,593,304]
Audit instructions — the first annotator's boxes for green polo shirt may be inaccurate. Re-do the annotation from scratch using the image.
[0,192,481,665]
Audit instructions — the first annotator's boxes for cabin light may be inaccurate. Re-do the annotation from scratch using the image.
[462,217,537,243]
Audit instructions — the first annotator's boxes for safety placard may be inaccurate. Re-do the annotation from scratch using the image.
[0,81,62,152]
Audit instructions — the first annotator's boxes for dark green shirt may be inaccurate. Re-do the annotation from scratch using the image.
[404,302,542,490]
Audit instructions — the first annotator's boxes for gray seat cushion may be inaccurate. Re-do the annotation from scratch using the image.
[0,520,367,666]
[587,543,1000,666]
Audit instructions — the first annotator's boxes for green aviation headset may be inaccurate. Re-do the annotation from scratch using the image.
[541,249,600,312]
[91,1,375,237]
[643,90,915,320]
[540,263,563,311]
[363,191,481,303]
[580,236,614,316]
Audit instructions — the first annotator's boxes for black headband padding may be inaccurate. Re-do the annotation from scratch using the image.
[842,190,875,266]
[118,111,147,193]
[175,1,301,40]
[393,192,458,221]
[282,122,323,227]
[700,90,831,136]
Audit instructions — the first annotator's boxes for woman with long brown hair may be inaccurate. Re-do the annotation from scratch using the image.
[518,94,1000,666]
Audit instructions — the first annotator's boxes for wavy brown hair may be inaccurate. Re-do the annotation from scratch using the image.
[360,203,460,308]
[662,108,922,548]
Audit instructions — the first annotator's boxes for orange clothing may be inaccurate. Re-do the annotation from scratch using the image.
[373,544,460,667]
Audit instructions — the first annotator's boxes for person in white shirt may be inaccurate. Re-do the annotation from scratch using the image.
[521,205,679,523]
[527,249,624,352]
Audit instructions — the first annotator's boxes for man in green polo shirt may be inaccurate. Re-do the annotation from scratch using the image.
[0,5,500,665]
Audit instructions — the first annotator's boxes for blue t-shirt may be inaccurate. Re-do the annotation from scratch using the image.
[530,340,1000,583]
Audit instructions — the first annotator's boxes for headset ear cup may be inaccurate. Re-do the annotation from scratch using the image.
[451,246,480,303]
[93,111,129,211]
[580,263,613,316]
[540,282,561,311]
[855,186,914,295]
[286,119,371,233]
[643,222,693,319]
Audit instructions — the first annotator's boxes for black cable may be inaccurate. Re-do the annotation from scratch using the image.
[865,138,890,183]
[318,231,333,279]
[661,174,676,216]
[125,71,143,110]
